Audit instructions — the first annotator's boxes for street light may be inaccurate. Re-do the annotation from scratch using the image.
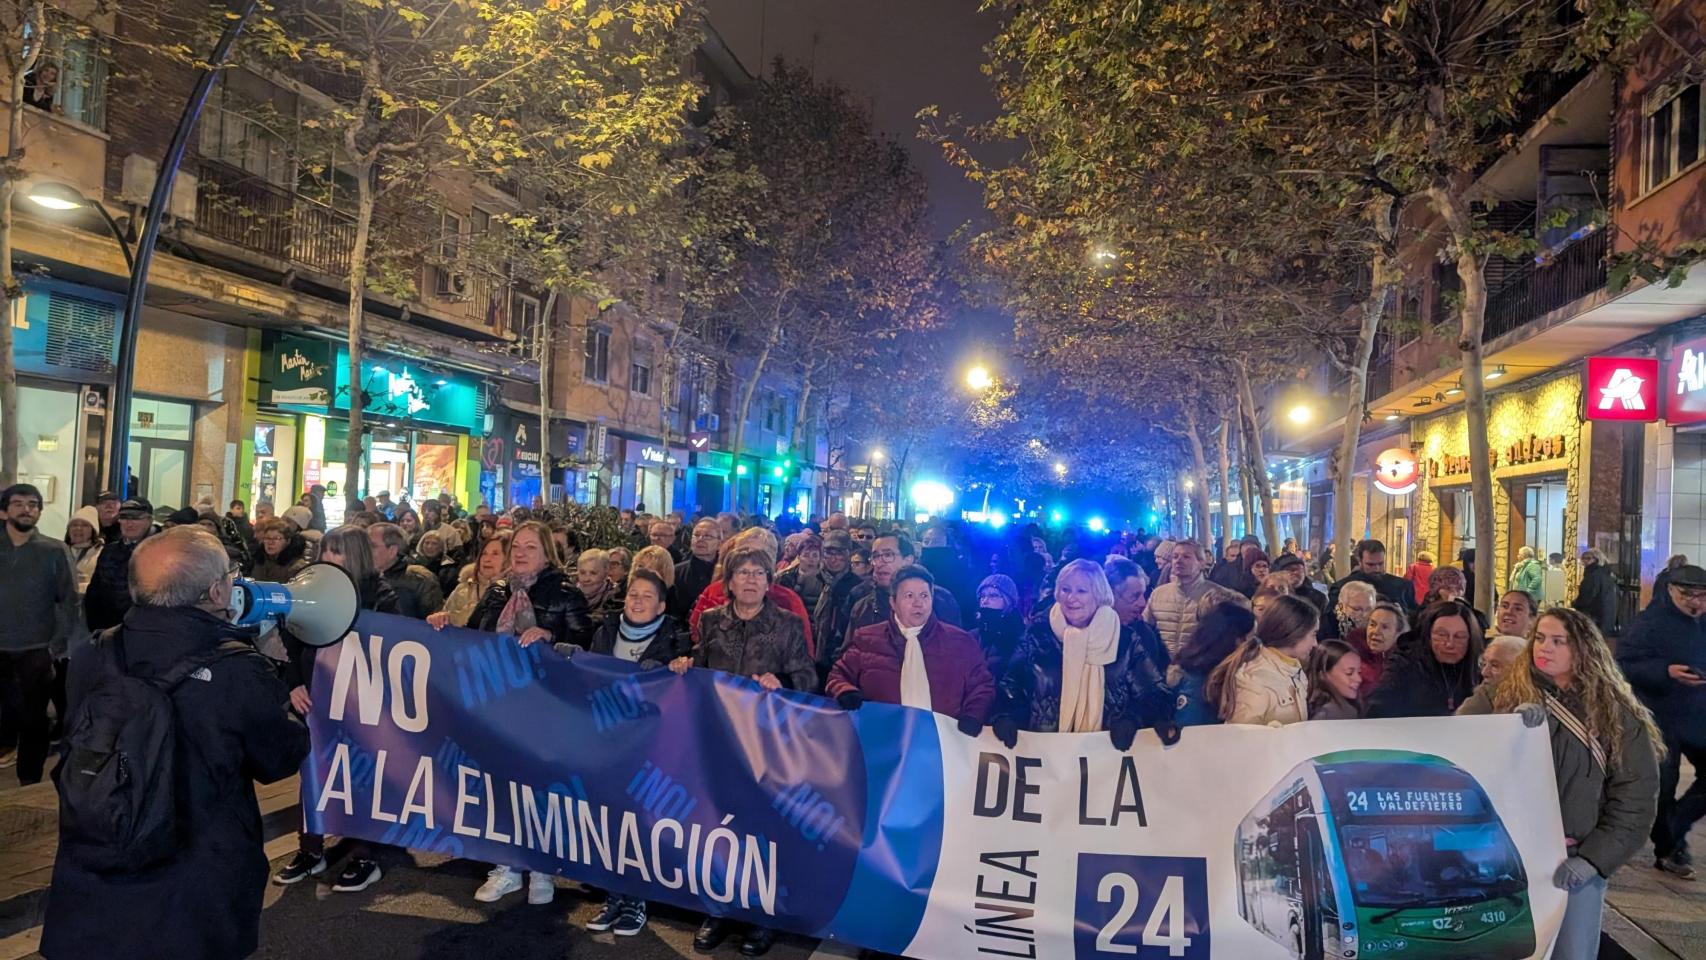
[965,365,993,391]
[871,449,885,461]
[1287,403,1314,426]
[1053,461,1067,477]
[27,181,134,271]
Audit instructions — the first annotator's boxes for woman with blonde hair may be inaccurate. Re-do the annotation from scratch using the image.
[1458,608,1660,959]
[1207,593,1319,726]
[631,544,677,589]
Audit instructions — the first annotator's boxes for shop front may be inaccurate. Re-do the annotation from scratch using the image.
[259,333,481,525]
[1412,369,1584,598]
[617,437,687,512]
[694,449,731,514]
[480,412,545,511]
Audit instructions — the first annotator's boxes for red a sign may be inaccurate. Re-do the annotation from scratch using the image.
[1584,356,1659,422]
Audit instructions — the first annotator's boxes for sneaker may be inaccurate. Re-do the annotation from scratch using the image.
[0,750,15,769]
[331,858,383,893]
[1657,855,1697,880]
[527,871,555,905]
[475,866,523,902]
[613,899,648,936]
[586,898,624,932]
[272,851,326,885]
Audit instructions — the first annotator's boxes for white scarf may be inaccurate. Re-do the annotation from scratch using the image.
[897,618,933,711]
[1050,604,1122,733]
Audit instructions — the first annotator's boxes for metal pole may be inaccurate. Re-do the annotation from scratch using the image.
[107,0,260,498]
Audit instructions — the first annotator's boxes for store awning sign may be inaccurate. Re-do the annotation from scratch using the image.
[267,335,333,405]
[1584,356,1658,422]
[1670,337,1706,425]
[1372,447,1420,495]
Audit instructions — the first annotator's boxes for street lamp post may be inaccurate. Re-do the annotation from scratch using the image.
[106,0,261,497]
[26,183,135,272]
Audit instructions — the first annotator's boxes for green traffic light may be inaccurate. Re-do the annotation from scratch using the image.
[772,466,784,478]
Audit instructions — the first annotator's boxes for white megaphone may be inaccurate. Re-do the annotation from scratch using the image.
[230,562,361,647]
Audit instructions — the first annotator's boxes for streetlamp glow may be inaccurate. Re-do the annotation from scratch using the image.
[26,182,85,211]
[1052,461,1067,476]
[965,365,993,391]
[871,449,885,461]
[1287,403,1314,426]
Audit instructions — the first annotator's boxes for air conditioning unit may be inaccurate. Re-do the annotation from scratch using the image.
[121,154,198,223]
[436,268,472,300]
[697,413,721,431]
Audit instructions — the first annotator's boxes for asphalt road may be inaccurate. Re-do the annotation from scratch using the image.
[253,844,847,960]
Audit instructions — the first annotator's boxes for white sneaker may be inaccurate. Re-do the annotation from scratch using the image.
[527,871,555,905]
[475,866,523,902]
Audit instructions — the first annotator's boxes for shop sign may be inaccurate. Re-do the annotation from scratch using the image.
[1372,447,1420,495]
[326,347,479,432]
[1427,433,1568,477]
[688,431,711,452]
[1584,356,1658,422]
[266,334,333,405]
[640,445,666,464]
[1669,336,1706,425]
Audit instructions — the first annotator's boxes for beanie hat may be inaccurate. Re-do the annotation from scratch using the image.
[283,505,314,530]
[977,574,1021,610]
[69,505,100,534]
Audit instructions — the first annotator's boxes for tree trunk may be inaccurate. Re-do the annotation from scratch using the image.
[1235,414,1255,541]
[727,308,784,512]
[539,288,559,504]
[1333,196,1399,569]
[787,359,817,515]
[343,161,375,516]
[1216,414,1232,548]
[1431,185,1498,612]
[0,3,45,489]
[1235,358,1282,551]
[1182,405,1213,549]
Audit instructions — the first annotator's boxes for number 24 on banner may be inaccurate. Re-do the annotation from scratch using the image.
[1075,855,1209,959]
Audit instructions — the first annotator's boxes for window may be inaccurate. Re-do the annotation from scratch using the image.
[630,355,653,395]
[511,293,540,355]
[1397,292,1422,347]
[22,18,109,129]
[439,210,466,263]
[584,326,610,382]
[1644,81,1704,193]
[199,73,294,186]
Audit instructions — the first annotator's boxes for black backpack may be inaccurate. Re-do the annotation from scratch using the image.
[53,632,250,873]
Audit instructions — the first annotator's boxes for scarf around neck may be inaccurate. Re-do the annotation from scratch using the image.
[1049,603,1122,733]
[896,618,932,711]
[619,614,666,644]
[496,570,539,635]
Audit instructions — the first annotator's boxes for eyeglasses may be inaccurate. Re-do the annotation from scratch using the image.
[870,550,901,561]
[731,567,768,580]
[823,547,848,556]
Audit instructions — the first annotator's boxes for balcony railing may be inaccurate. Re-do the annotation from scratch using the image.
[196,160,355,277]
[1482,227,1609,342]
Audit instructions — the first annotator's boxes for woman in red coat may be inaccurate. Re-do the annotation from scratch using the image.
[827,565,994,734]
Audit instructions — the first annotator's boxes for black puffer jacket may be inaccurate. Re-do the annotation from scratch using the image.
[974,607,1026,684]
[248,534,309,582]
[467,567,595,647]
[994,617,1174,733]
[587,612,687,666]
[382,556,444,619]
[84,535,146,631]
[1366,645,1481,718]
[283,574,399,693]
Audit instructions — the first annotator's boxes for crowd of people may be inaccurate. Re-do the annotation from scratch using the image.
[3,477,1697,960]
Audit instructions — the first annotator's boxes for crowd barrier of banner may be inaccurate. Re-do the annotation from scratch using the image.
[304,613,1569,960]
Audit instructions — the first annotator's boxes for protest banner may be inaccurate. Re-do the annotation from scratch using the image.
[304,613,1567,959]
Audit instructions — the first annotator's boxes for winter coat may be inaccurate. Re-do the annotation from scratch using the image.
[776,566,828,616]
[42,605,308,960]
[441,566,496,629]
[1512,559,1546,603]
[669,555,717,620]
[1226,646,1310,726]
[1345,626,1392,694]
[1142,575,1238,677]
[430,555,462,600]
[920,545,979,619]
[1618,597,1706,742]
[1209,561,1258,598]
[1325,570,1417,626]
[845,583,963,658]
[84,535,146,632]
[283,574,398,693]
[1310,693,1364,721]
[1572,563,1619,638]
[974,607,1027,684]
[1173,670,1219,727]
[812,569,865,674]
[382,556,444,619]
[1458,672,1658,877]
[248,534,310,583]
[995,616,1173,733]
[467,568,595,648]
[587,613,687,666]
[1405,561,1434,606]
[827,617,994,721]
[694,600,817,692]
[691,581,814,657]
[1365,644,1480,718]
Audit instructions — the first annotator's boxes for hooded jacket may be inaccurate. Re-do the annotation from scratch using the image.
[43,605,308,960]
[994,617,1173,733]
[827,616,994,721]
[1458,672,1658,877]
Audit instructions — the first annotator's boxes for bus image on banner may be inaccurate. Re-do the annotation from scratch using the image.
[1235,750,1535,960]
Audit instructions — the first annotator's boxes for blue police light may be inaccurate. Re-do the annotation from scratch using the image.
[1048,509,1065,526]
[1148,512,1159,525]
[1088,516,1106,533]
[988,510,1009,529]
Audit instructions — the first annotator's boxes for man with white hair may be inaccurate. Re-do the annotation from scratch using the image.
[45,526,307,960]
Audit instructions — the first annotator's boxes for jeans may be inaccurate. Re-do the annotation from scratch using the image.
[1553,873,1607,960]
[1653,728,1706,860]
[0,648,55,783]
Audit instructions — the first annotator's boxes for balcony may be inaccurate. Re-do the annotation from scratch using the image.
[195,160,355,277]
[1481,227,1609,342]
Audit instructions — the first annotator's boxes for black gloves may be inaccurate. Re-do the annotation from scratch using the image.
[992,715,1019,749]
[957,715,984,738]
[638,658,662,671]
[1109,720,1138,752]
[1158,724,1181,746]
[553,642,585,660]
[837,691,864,711]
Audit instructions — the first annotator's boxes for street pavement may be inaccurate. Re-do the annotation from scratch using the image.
[0,769,1701,960]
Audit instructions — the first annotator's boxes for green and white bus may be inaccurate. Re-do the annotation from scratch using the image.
[1236,750,1536,960]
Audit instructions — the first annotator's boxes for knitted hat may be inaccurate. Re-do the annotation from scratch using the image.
[282,505,313,530]
[977,574,1020,609]
[69,505,100,534]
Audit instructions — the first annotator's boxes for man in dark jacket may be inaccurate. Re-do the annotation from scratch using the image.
[84,497,155,631]
[844,535,962,657]
[1571,549,1619,637]
[1326,539,1416,617]
[369,522,443,618]
[0,483,78,784]
[43,527,308,960]
[812,530,863,680]
[669,517,721,620]
[1617,565,1706,878]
